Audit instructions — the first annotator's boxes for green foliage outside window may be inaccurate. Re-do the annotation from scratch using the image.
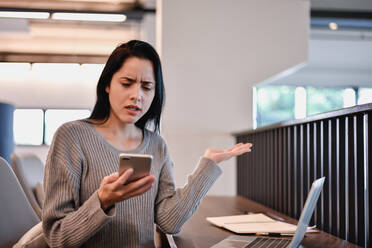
[256,86,295,127]
[306,87,344,116]
[256,85,372,128]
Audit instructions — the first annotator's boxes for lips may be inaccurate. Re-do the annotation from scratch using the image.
[125,105,142,114]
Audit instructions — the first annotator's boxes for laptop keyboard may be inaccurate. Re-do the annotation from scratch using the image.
[245,237,291,248]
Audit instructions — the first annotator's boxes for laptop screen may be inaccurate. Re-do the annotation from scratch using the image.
[289,177,325,248]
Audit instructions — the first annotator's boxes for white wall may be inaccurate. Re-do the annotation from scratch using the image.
[158,0,309,195]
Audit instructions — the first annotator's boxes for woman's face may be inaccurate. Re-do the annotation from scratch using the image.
[106,56,155,125]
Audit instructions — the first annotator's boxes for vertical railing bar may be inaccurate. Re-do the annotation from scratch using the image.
[274,129,278,210]
[265,131,268,206]
[262,131,266,205]
[245,135,250,198]
[319,121,326,230]
[345,117,349,241]
[265,131,268,205]
[300,124,304,217]
[363,114,369,248]
[283,127,288,215]
[288,126,292,216]
[309,122,315,226]
[250,134,253,197]
[293,126,298,218]
[254,133,258,201]
[237,136,242,196]
[307,123,311,202]
[278,128,283,213]
[253,133,256,199]
[353,116,359,243]
[356,114,366,246]
[270,130,274,209]
[336,118,341,237]
[328,119,332,233]
[313,122,319,227]
[337,117,346,239]
[349,116,356,244]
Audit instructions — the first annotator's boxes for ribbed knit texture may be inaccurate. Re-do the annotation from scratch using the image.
[42,119,222,248]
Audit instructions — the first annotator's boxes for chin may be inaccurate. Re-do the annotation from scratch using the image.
[119,116,139,124]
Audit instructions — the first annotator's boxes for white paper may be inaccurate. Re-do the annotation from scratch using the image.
[206,213,299,234]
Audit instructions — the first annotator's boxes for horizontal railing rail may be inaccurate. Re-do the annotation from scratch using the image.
[234,103,371,247]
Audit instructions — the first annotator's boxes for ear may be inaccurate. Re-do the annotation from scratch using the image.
[105,85,110,94]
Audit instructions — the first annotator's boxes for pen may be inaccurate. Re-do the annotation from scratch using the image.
[256,232,281,236]
[265,212,285,221]
[257,232,294,236]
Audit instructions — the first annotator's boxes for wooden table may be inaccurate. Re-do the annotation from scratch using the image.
[171,196,359,248]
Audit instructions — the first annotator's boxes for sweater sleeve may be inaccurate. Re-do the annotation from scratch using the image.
[154,143,222,234]
[42,124,115,248]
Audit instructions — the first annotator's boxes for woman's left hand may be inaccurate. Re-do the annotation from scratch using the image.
[204,143,253,163]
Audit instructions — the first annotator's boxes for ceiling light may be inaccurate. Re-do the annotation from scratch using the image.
[329,22,338,30]
[0,11,50,19]
[51,13,126,22]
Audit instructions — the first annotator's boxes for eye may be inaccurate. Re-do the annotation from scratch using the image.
[142,82,154,91]
[121,83,131,87]
[142,86,153,91]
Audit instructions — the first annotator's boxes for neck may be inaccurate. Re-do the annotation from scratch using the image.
[102,116,141,139]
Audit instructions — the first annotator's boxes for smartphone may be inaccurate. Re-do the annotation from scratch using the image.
[119,153,153,183]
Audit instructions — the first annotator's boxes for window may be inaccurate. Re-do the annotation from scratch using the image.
[256,85,295,127]
[306,87,345,116]
[255,86,372,128]
[13,109,44,145]
[358,88,372,105]
[44,109,91,145]
[13,108,91,146]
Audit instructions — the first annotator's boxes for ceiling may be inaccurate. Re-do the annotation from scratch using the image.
[0,0,371,64]
[0,0,155,63]
[0,0,139,12]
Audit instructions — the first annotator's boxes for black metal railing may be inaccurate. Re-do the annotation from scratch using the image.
[234,103,371,247]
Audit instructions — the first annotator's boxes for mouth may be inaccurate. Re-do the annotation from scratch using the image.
[125,105,142,111]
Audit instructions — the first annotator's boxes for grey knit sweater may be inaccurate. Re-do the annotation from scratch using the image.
[42,120,222,248]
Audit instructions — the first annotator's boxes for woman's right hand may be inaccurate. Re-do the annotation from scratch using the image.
[97,169,156,210]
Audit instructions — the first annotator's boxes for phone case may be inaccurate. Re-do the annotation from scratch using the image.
[119,153,153,183]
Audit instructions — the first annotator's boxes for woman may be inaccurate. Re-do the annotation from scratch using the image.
[42,40,252,247]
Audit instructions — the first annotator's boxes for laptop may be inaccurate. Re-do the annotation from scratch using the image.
[211,177,325,248]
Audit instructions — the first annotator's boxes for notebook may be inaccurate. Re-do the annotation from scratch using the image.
[210,177,326,248]
[207,213,299,234]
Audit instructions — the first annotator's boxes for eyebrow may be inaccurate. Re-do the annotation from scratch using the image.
[120,77,154,84]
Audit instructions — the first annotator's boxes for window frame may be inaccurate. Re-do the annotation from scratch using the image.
[14,108,91,146]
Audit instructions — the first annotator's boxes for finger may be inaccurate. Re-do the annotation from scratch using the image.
[231,143,252,152]
[122,181,154,200]
[230,145,252,156]
[112,168,134,189]
[101,172,120,185]
[123,175,156,194]
[226,143,245,152]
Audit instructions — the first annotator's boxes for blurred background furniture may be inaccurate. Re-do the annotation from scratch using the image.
[11,153,45,219]
[0,102,14,164]
[0,156,39,248]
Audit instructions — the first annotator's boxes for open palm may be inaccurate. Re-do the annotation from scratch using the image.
[204,143,252,163]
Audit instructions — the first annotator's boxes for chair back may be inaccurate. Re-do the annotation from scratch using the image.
[11,153,44,218]
[0,156,39,248]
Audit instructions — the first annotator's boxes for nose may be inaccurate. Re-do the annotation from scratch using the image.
[130,84,142,103]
